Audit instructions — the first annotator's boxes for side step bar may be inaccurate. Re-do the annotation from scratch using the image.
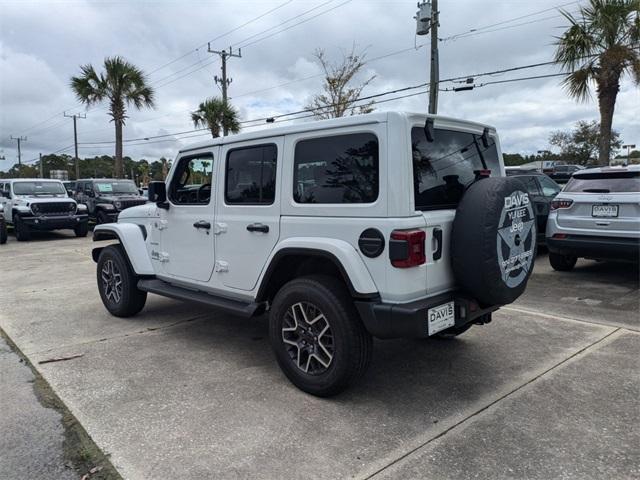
[137,278,263,318]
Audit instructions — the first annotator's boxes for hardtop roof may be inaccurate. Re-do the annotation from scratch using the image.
[179,111,497,153]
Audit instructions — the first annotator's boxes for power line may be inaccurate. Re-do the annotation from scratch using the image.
[440,1,579,42]
[146,0,295,77]
[238,0,354,49]
[230,0,337,49]
[232,43,427,99]
[78,58,578,147]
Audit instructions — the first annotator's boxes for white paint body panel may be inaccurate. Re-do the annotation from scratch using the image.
[94,223,155,275]
[97,112,505,305]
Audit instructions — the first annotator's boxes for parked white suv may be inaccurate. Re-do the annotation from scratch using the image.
[0,179,89,241]
[546,165,640,270]
[92,112,536,396]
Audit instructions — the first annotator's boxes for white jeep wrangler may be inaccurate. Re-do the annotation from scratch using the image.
[0,178,89,241]
[92,112,536,396]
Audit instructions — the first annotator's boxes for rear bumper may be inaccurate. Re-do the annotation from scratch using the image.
[355,292,499,339]
[21,214,88,230]
[547,235,640,260]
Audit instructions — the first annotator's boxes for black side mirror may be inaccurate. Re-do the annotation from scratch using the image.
[148,181,169,209]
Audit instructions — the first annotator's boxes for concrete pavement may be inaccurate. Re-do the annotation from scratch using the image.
[0,232,638,479]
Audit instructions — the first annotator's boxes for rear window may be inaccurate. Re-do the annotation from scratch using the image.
[412,127,501,210]
[564,172,640,193]
[293,133,379,204]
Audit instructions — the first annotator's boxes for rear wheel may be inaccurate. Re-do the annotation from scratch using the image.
[14,216,31,241]
[269,275,372,397]
[549,252,577,271]
[74,221,88,237]
[96,245,147,317]
[0,220,7,244]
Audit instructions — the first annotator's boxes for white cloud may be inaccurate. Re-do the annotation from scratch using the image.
[0,0,638,169]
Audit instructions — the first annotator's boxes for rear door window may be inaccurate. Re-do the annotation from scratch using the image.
[225,144,277,205]
[412,127,500,210]
[293,133,379,204]
[564,172,640,193]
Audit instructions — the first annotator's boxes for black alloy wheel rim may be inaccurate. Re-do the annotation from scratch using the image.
[281,301,334,375]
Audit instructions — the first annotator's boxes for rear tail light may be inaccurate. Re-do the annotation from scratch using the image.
[553,233,567,239]
[551,199,573,210]
[390,229,426,268]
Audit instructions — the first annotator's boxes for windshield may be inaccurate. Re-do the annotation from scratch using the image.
[93,181,139,194]
[564,172,640,193]
[13,181,66,196]
[412,127,501,210]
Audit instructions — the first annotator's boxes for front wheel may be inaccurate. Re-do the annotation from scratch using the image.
[549,252,577,271]
[96,245,147,317]
[74,221,88,237]
[96,210,110,225]
[14,216,31,241]
[269,275,372,397]
[0,221,7,244]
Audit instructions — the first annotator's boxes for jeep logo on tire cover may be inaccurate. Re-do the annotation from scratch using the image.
[497,191,536,288]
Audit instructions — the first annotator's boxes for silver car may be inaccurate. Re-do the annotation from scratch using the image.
[546,165,640,271]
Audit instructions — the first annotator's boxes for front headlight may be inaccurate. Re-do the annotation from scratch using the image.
[76,204,87,212]
[115,201,122,209]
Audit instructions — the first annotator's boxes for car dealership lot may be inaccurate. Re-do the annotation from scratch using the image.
[1,233,638,479]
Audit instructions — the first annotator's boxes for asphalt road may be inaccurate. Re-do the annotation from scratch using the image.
[0,231,638,480]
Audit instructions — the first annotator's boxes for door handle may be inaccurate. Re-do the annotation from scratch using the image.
[433,228,443,261]
[193,220,211,229]
[247,223,269,233]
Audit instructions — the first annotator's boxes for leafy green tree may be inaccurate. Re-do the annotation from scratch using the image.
[191,97,241,138]
[555,0,640,165]
[71,56,155,178]
[549,120,621,164]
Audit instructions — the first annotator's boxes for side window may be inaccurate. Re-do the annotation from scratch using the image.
[538,175,561,197]
[225,144,277,205]
[293,133,379,204]
[84,182,93,194]
[169,153,214,205]
[519,176,541,196]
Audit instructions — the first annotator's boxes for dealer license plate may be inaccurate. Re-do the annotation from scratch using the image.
[592,204,618,218]
[427,301,455,336]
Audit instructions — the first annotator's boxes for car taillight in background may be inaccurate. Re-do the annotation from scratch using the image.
[551,199,573,210]
[390,229,426,268]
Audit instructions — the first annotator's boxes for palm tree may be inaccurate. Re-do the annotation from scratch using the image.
[71,56,155,178]
[191,97,241,138]
[555,0,639,165]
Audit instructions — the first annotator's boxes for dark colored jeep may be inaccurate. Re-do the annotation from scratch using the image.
[74,179,147,224]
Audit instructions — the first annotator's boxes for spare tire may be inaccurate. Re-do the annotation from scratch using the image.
[451,176,536,306]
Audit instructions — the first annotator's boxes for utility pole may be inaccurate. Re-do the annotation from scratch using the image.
[64,112,86,179]
[414,1,439,114]
[428,0,439,114]
[39,153,43,178]
[207,44,242,135]
[10,135,27,176]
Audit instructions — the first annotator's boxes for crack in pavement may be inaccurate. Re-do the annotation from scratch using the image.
[361,327,623,479]
[24,314,210,357]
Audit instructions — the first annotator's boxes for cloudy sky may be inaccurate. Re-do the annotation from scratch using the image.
[0,0,638,170]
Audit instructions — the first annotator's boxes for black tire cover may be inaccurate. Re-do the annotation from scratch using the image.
[451,176,536,306]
